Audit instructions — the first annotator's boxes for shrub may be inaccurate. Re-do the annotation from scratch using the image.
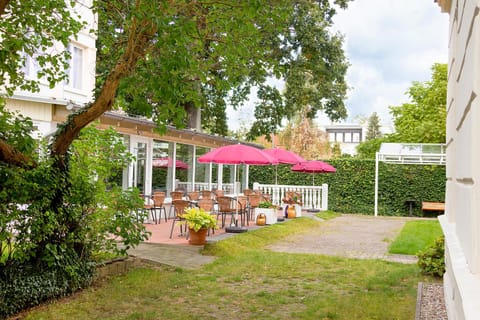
[0,258,95,318]
[417,236,445,277]
[250,158,446,216]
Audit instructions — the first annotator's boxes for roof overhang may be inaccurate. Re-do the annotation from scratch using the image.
[377,143,446,165]
[52,106,259,149]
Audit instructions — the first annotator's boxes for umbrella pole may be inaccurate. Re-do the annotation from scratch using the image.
[275,166,278,185]
[308,174,320,213]
[225,165,247,233]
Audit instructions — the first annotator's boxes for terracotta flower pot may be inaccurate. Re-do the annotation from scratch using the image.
[188,228,208,245]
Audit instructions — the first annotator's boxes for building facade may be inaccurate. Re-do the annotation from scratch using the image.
[436,0,480,319]
[323,124,365,155]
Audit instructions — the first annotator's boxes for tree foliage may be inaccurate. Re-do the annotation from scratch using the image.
[0,0,84,95]
[389,63,447,143]
[278,108,332,160]
[97,0,351,138]
[366,112,382,140]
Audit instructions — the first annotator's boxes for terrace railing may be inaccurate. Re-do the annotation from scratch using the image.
[252,182,329,211]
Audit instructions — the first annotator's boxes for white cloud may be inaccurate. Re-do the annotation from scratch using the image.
[228,0,449,131]
[330,0,449,126]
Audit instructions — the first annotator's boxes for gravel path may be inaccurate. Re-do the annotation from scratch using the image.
[268,214,417,264]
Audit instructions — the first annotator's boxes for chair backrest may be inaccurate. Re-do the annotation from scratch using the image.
[152,193,165,207]
[216,196,234,212]
[172,199,191,217]
[187,191,199,201]
[236,196,248,211]
[262,193,272,203]
[197,198,214,212]
[213,189,224,198]
[248,194,262,208]
[170,191,184,200]
[243,189,254,196]
[200,190,214,199]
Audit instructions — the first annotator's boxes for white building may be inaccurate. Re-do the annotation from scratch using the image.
[323,123,364,155]
[321,123,393,156]
[436,1,480,319]
[5,0,96,138]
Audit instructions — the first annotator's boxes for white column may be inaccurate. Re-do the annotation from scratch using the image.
[374,152,379,217]
[217,164,223,191]
[191,146,196,191]
[321,183,329,211]
[172,143,177,190]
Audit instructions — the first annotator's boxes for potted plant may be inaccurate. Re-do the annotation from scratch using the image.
[255,201,278,225]
[283,194,303,218]
[182,207,218,245]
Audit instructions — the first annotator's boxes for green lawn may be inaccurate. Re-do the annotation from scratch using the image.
[388,220,443,255]
[314,210,340,220]
[22,217,437,320]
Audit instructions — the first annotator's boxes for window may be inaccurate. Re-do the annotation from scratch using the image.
[66,44,83,90]
[352,132,360,143]
[328,132,335,142]
[344,132,352,143]
[22,52,40,79]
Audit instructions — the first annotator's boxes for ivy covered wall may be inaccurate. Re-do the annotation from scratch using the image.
[249,159,446,216]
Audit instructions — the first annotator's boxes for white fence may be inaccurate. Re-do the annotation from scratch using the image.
[253,182,329,211]
[176,181,240,194]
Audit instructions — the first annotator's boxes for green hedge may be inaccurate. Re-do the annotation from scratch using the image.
[0,260,95,318]
[249,158,446,216]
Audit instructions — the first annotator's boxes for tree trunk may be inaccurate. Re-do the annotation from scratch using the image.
[51,17,155,166]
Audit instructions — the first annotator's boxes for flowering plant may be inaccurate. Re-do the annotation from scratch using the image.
[283,195,302,205]
[181,207,218,232]
[258,201,278,209]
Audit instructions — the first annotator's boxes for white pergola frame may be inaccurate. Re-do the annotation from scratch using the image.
[374,143,446,216]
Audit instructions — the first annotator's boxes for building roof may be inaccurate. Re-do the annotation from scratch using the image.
[377,143,446,165]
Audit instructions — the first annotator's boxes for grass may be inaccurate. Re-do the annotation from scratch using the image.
[388,220,443,255]
[314,210,340,220]
[21,217,437,320]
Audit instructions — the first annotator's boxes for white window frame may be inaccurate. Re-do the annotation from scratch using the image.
[65,44,84,90]
[22,52,41,79]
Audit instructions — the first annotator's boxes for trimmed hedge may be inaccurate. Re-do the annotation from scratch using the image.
[0,260,95,318]
[249,158,445,216]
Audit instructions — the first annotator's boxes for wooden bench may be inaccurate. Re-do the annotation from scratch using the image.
[422,201,445,212]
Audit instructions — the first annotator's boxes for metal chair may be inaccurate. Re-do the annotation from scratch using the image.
[216,196,247,227]
[169,199,192,239]
[152,192,167,223]
[168,191,185,218]
[247,194,262,222]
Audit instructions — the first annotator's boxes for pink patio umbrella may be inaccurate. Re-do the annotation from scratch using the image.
[198,144,279,232]
[198,144,279,165]
[292,160,336,212]
[152,157,188,170]
[291,160,336,185]
[263,148,305,184]
[263,148,305,164]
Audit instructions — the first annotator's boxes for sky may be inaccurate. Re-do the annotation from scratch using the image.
[227,0,450,131]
